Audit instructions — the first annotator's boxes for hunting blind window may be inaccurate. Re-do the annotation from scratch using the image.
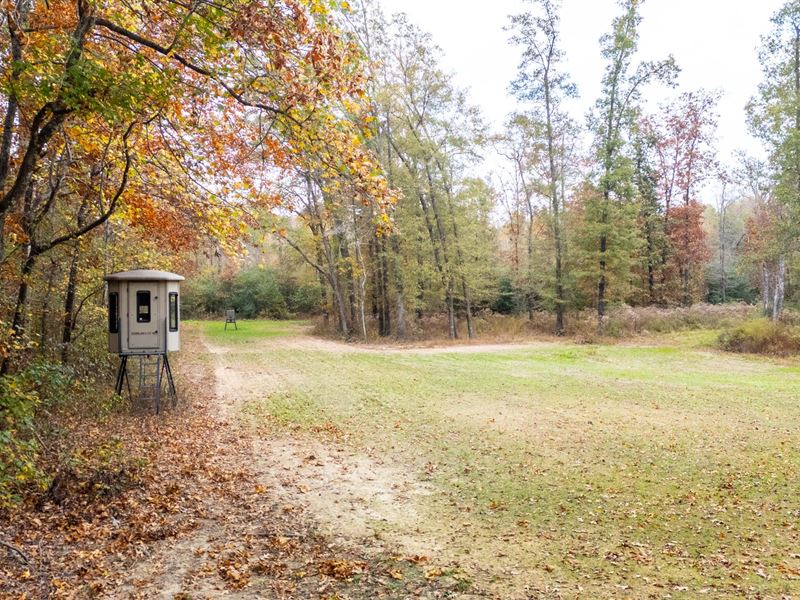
[169,292,179,332]
[136,291,151,323]
[109,292,119,333]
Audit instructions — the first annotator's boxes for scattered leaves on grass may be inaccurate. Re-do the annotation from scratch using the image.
[317,558,368,580]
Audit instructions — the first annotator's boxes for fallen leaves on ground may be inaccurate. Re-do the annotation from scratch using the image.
[0,333,468,599]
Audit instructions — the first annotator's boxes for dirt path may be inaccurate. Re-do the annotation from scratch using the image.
[205,334,442,558]
[107,328,479,599]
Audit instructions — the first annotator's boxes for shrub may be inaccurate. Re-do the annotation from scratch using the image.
[182,273,230,318]
[231,267,288,319]
[286,282,322,315]
[491,277,517,315]
[0,360,77,507]
[718,318,800,356]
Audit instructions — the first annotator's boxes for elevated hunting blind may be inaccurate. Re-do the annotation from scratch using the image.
[105,270,184,413]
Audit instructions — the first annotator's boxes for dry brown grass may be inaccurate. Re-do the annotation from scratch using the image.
[314,303,760,344]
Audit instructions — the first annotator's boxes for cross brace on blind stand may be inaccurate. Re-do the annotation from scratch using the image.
[114,353,177,414]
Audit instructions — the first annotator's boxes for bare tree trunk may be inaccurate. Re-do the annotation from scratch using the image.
[390,237,407,339]
[61,203,88,362]
[425,178,459,340]
[369,237,382,327]
[321,234,349,337]
[597,233,608,330]
[761,262,772,317]
[337,231,357,328]
[379,237,392,337]
[681,266,691,307]
[395,289,407,338]
[545,82,564,335]
[462,280,475,339]
[60,247,81,362]
[525,180,536,322]
[387,138,457,338]
[718,192,728,303]
[644,218,657,304]
[772,255,785,322]
[39,258,58,355]
[428,163,475,340]
[418,190,457,339]
[350,200,368,341]
[331,280,349,337]
[316,251,330,327]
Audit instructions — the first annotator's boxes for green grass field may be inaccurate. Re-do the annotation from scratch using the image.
[193,318,310,344]
[196,320,800,598]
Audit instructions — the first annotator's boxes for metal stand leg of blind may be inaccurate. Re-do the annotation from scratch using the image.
[114,355,129,397]
[113,354,176,414]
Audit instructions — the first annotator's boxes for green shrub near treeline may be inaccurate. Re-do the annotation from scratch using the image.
[718,318,800,356]
[182,267,321,320]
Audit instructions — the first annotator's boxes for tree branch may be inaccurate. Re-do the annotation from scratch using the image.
[94,16,293,122]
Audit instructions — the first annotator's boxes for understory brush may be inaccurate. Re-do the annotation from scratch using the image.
[0,323,121,508]
[718,317,800,356]
[315,303,759,343]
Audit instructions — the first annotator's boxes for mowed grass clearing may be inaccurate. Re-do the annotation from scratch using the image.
[196,320,800,599]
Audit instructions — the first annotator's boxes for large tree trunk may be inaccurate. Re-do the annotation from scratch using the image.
[761,262,772,316]
[390,237,407,339]
[330,280,349,337]
[319,230,349,337]
[772,255,786,322]
[60,247,81,362]
[336,230,357,327]
[597,233,608,329]
[350,201,368,341]
[309,225,330,327]
[378,237,392,337]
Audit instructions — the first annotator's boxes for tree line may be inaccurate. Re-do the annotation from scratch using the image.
[255,0,797,340]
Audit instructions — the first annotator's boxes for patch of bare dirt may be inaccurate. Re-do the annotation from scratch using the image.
[254,436,436,556]
[205,335,441,560]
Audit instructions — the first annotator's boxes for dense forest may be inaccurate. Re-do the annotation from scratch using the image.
[180,0,798,341]
[1,0,799,501]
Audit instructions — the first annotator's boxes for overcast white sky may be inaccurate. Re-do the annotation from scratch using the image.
[378,0,783,182]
